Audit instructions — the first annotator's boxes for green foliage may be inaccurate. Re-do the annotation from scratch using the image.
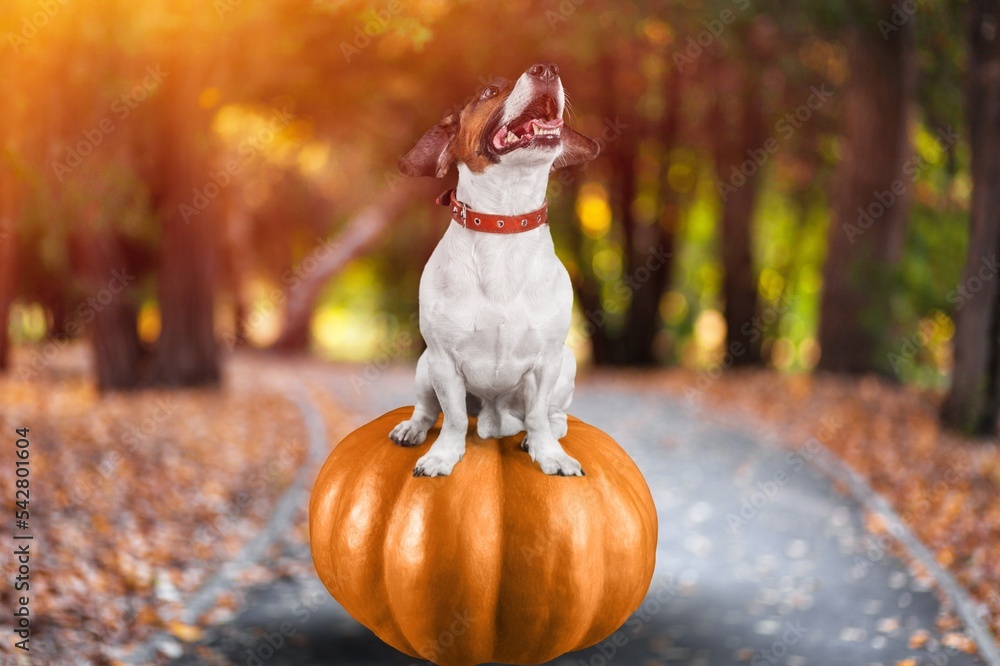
[0,0,974,388]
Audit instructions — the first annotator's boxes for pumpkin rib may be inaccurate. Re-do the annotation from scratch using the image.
[487,429,507,662]
[311,439,369,611]
[493,436,548,663]
[569,423,657,650]
[572,461,614,652]
[574,437,631,652]
[616,447,659,614]
[378,480,427,660]
[556,427,609,655]
[330,410,423,659]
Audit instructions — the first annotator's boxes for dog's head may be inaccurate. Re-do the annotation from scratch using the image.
[399,63,600,179]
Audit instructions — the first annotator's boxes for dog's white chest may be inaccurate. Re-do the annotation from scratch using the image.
[419,223,571,395]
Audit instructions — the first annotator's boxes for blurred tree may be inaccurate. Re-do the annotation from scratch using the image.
[577,12,679,366]
[0,161,18,371]
[942,0,1000,435]
[818,0,917,374]
[621,57,681,365]
[0,8,28,370]
[272,182,423,350]
[713,63,766,366]
[148,34,220,387]
[598,44,647,364]
[75,215,143,390]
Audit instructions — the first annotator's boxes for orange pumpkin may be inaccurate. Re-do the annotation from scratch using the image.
[310,406,658,666]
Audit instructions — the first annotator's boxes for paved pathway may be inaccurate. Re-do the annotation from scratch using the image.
[171,364,990,666]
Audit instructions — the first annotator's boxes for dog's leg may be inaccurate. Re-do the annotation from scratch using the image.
[413,357,468,477]
[476,399,502,440]
[390,351,439,447]
[548,346,576,440]
[522,352,583,476]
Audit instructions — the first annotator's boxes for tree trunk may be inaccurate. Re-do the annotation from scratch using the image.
[941,0,1000,434]
[78,226,143,391]
[620,66,681,365]
[150,52,220,387]
[272,181,423,351]
[716,74,766,366]
[818,7,916,374]
[221,198,252,350]
[595,48,662,367]
[0,165,18,372]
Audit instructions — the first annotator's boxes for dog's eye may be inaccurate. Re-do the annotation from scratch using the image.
[481,85,499,100]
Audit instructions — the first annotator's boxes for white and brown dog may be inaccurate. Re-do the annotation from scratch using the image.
[391,63,600,477]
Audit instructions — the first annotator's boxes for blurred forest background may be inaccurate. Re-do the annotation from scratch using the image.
[1,0,999,435]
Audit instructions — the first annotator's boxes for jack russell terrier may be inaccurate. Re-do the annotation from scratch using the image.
[391,62,600,477]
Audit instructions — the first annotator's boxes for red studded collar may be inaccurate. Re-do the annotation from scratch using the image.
[435,189,548,234]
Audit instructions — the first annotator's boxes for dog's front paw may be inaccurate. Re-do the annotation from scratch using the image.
[413,449,463,477]
[528,441,584,477]
[537,451,584,477]
[390,420,428,447]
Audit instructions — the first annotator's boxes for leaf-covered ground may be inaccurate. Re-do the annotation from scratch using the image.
[2,348,998,663]
[625,367,1000,644]
[0,346,348,664]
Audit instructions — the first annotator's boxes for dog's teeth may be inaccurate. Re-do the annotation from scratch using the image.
[507,131,517,144]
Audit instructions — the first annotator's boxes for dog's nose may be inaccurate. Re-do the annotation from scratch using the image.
[528,63,559,82]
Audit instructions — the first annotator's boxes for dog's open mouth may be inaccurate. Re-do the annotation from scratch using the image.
[490,95,562,155]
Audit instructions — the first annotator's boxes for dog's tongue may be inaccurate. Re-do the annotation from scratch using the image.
[493,117,565,150]
[533,118,564,130]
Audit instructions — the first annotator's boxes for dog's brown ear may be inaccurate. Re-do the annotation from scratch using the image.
[552,126,601,170]
[399,113,459,178]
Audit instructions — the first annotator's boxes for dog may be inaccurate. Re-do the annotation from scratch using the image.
[390,63,600,477]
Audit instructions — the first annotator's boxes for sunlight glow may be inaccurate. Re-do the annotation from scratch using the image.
[576,182,612,238]
[591,244,623,282]
[694,309,726,351]
[138,303,161,344]
[758,268,785,301]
